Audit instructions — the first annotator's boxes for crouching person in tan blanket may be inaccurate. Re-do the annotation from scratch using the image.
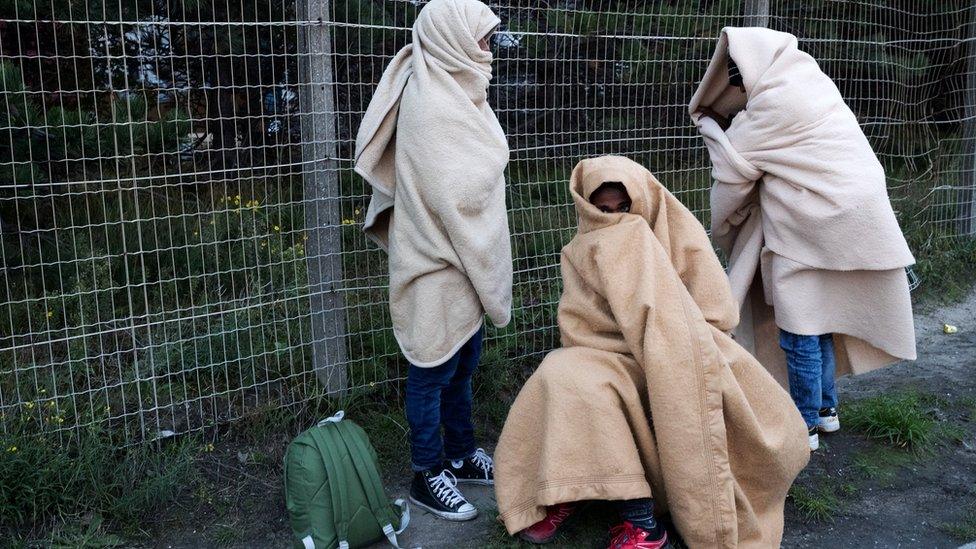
[494,156,810,548]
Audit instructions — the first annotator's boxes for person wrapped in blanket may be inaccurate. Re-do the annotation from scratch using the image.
[493,156,809,548]
[689,28,916,452]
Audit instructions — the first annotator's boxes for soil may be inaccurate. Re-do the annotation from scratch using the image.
[150,289,976,549]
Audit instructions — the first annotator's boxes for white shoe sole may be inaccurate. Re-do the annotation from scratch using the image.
[818,416,840,433]
[809,433,820,451]
[409,496,479,522]
[455,478,494,486]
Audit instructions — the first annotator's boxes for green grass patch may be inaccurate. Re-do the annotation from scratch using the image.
[850,446,915,481]
[938,503,976,541]
[839,482,860,498]
[845,392,937,448]
[0,427,198,537]
[789,484,841,522]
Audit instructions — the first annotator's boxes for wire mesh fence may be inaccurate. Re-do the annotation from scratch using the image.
[0,0,973,443]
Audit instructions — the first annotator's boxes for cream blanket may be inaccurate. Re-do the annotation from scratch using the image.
[495,156,809,548]
[689,27,916,382]
[354,0,512,367]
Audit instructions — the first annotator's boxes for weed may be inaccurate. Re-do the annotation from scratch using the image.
[47,516,126,548]
[937,422,968,445]
[938,503,976,541]
[211,522,246,546]
[850,447,914,481]
[0,427,198,537]
[839,482,859,498]
[789,484,841,522]
[845,392,936,448]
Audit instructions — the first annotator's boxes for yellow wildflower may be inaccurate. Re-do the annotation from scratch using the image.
[46,311,53,318]
[273,225,281,232]
[6,446,16,453]
[341,219,355,225]
[39,388,46,394]
[354,208,361,215]
[25,402,34,409]
[54,416,64,424]
[204,442,215,452]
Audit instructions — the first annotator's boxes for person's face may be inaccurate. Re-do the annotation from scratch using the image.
[590,184,632,214]
[478,27,496,52]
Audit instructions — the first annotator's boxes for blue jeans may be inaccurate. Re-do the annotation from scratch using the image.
[779,330,838,429]
[405,328,483,471]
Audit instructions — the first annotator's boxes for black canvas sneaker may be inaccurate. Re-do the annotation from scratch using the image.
[409,469,478,521]
[445,447,494,486]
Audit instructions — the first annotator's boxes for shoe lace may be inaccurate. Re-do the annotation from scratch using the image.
[471,448,493,474]
[610,522,667,549]
[609,522,641,549]
[429,470,467,508]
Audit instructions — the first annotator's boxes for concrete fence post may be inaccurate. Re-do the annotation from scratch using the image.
[743,0,770,27]
[298,0,348,393]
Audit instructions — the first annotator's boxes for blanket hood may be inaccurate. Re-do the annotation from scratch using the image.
[570,155,663,234]
[689,27,799,122]
[355,0,502,249]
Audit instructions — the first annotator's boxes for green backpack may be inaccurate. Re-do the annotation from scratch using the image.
[284,411,409,549]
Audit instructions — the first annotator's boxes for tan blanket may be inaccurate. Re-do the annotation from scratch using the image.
[494,156,809,548]
[354,0,512,367]
[689,27,916,382]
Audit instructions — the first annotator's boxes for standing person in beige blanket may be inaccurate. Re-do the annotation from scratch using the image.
[494,156,809,548]
[354,0,511,521]
[690,28,917,451]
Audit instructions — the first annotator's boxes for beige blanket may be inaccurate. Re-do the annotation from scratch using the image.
[354,0,512,367]
[495,156,809,548]
[689,27,916,382]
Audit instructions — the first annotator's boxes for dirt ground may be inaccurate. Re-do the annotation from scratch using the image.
[152,288,976,549]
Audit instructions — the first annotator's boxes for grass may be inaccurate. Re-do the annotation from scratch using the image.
[789,484,842,523]
[844,392,938,448]
[0,426,198,542]
[938,502,976,541]
[909,236,976,306]
[850,446,915,482]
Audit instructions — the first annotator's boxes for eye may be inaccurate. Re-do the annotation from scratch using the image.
[620,204,631,213]
[599,206,612,213]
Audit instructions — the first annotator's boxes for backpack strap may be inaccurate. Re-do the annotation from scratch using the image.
[310,422,352,549]
[334,421,410,548]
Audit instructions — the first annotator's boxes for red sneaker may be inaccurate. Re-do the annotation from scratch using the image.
[607,521,671,549]
[517,502,582,544]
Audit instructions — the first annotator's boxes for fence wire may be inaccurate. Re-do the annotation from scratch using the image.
[0,0,973,443]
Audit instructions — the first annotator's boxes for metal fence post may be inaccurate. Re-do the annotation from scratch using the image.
[743,0,770,27]
[298,0,348,393]
[960,2,976,236]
